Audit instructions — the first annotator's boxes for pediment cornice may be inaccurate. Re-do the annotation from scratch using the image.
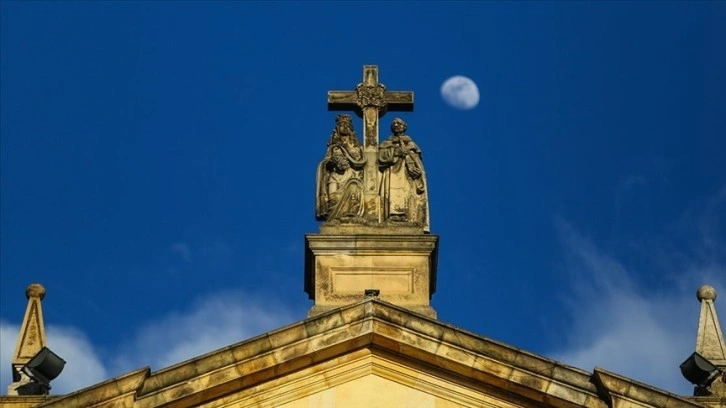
[33,299,700,408]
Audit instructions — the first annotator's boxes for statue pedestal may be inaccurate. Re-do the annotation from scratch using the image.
[305,227,438,318]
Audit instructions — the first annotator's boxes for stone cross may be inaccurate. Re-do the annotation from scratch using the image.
[328,65,414,148]
[327,65,414,195]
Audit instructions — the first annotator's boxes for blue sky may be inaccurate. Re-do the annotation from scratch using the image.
[1,1,725,396]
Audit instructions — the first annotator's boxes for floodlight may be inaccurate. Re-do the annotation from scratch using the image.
[364,289,380,297]
[22,347,66,387]
[14,381,48,396]
[680,352,722,388]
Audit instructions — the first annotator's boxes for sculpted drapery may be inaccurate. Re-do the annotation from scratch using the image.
[316,114,367,221]
[378,118,429,232]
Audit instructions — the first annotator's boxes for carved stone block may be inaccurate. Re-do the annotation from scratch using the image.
[305,232,438,318]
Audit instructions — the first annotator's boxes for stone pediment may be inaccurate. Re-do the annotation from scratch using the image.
[8,299,704,408]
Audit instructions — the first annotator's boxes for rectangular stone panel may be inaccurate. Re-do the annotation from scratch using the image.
[305,233,439,317]
[331,267,414,294]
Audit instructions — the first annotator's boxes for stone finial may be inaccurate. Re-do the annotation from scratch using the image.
[25,283,46,300]
[695,284,726,366]
[692,284,726,397]
[697,284,717,302]
[7,283,48,395]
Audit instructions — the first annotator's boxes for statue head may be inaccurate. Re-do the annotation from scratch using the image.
[328,114,358,147]
[391,118,407,134]
[335,114,354,136]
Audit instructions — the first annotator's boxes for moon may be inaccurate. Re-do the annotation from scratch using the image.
[441,76,480,110]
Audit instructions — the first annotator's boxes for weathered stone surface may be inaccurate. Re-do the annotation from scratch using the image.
[38,368,148,408]
[230,335,273,363]
[267,323,308,349]
[305,233,438,317]
[319,223,424,235]
[546,380,591,406]
[315,114,367,222]
[692,396,726,408]
[325,66,414,224]
[551,364,598,393]
[696,285,726,368]
[594,368,703,408]
[2,299,703,408]
[378,117,430,231]
[0,397,55,408]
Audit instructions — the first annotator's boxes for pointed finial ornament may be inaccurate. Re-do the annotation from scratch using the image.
[696,284,726,366]
[7,283,48,395]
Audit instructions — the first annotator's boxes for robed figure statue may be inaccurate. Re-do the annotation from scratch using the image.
[316,114,367,221]
[378,118,430,232]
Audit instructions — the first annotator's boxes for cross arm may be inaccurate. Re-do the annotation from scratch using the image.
[328,91,358,112]
[328,90,414,113]
[383,91,414,111]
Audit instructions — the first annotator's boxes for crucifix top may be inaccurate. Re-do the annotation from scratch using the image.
[327,65,414,147]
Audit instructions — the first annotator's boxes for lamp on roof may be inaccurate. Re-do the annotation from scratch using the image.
[17,347,66,395]
[680,352,722,389]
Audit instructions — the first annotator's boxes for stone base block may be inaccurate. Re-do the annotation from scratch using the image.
[305,233,438,318]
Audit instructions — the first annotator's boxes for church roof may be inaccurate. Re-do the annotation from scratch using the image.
[7,298,705,408]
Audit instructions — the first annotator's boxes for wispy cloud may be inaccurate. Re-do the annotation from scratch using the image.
[110,289,296,373]
[549,190,726,396]
[1,322,21,390]
[0,289,296,395]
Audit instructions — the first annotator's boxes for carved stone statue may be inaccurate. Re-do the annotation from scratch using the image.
[316,114,367,221]
[378,118,429,231]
